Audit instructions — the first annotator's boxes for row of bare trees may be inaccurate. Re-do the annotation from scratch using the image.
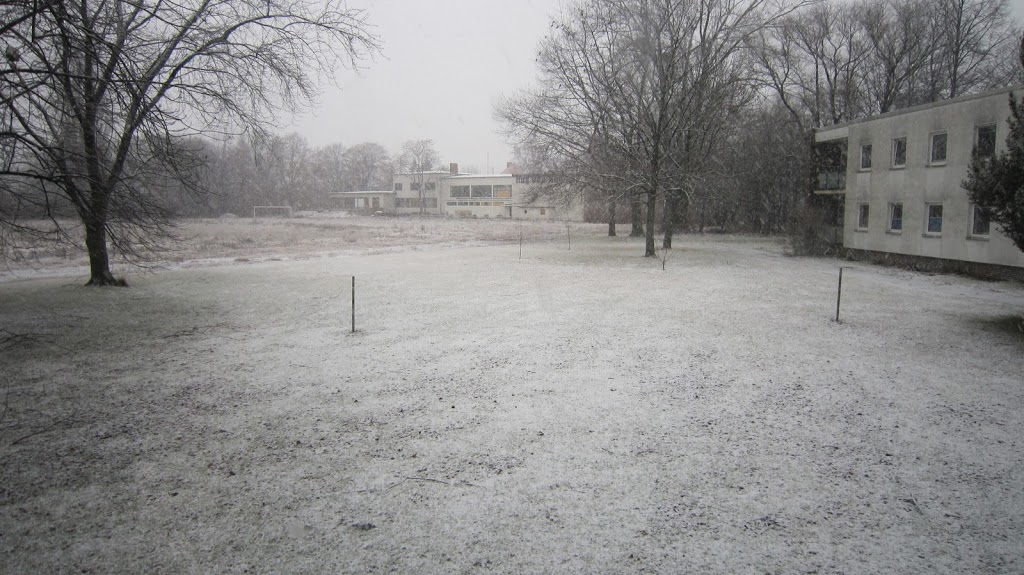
[4,129,441,220]
[758,0,1022,130]
[171,136,440,218]
[163,136,396,217]
[499,0,1022,256]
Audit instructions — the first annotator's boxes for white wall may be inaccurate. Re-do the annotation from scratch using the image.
[841,87,1024,268]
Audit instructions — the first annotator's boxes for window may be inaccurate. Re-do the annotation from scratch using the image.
[540,208,546,216]
[446,201,457,206]
[471,185,493,198]
[926,203,943,234]
[393,183,403,191]
[860,144,872,170]
[888,203,903,231]
[426,182,436,191]
[494,184,512,198]
[410,182,421,192]
[424,198,438,208]
[930,132,947,164]
[450,185,470,198]
[857,203,869,230]
[892,137,907,167]
[971,205,991,236]
[976,125,996,158]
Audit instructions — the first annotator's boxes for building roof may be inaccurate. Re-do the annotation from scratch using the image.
[394,170,454,176]
[328,190,395,196]
[445,173,515,180]
[814,83,1024,133]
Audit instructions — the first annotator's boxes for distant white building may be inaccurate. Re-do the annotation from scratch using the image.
[329,190,393,212]
[330,162,584,221]
[392,169,447,215]
[814,84,1024,277]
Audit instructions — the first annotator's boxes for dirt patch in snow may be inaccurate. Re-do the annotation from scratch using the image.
[1,221,1023,574]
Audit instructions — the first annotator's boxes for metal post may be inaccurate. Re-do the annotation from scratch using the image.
[835,267,844,322]
[351,276,356,333]
[566,222,571,250]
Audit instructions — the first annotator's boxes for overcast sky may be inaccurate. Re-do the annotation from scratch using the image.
[289,0,1024,174]
[288,0,562,174]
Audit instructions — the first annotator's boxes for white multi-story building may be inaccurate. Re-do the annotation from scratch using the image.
[814,84,1024,277]
[330,162,583,221]
[392,169,448,215]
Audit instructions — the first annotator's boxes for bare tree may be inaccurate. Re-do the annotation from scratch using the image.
[0,0,378,285]
[502,0,804,257]
[261,133,316,210]
[935,0,1017,98]
[342,142,392,192]
[399,139,439,215]
[311,142,348,199]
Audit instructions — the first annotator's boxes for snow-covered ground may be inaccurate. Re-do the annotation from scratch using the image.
[1,219,1023,574]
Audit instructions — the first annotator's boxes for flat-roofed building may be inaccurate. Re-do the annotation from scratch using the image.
[814,84,1024,277]
[328,190,394,213]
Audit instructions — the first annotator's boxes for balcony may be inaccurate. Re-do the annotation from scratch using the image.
[816,172,846,191]
[813,137,847,194]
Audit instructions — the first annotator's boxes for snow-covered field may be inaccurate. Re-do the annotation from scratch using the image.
[1,216,1023,574]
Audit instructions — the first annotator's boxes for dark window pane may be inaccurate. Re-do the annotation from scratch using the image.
[890,204,902,230]
[927,204,943,233]
[892,138,907,166]
[972,205,991,235]
[977,125,996,157]
[931,133,947,163]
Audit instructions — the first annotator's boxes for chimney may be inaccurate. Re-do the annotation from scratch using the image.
[449,162,459,175]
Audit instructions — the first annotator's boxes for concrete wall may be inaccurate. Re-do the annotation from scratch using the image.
[442,175,516,218]
[841,86,1024,269]
[376,169,585,220]
[392,172,447,215]
[329,192,394,212]
[441,175,585,220]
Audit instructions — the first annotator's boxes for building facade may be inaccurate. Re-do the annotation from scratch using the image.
[330,162,584,220]
[814,85,1024,274]
[329,191,394,212]
[392,169,448,215]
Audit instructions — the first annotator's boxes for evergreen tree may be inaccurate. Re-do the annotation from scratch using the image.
[962,41,1024,252]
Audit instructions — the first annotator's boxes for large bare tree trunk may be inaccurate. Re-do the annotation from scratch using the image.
[630,194,644,237]
[83,216,124,286]
[608,195,617,236]
[644,188,657,257]
[663,189,686,249]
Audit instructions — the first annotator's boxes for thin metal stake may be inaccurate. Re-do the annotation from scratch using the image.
[519,229,523,260]
[835,267,844,322]
[351,276,356,333]
[566,222,571,250]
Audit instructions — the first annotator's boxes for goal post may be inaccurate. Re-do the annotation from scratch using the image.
[253,206,293,218]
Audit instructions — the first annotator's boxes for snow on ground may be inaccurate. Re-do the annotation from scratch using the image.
[1,221,1023,574]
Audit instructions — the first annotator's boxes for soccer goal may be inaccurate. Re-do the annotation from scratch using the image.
[252,206,293,218]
